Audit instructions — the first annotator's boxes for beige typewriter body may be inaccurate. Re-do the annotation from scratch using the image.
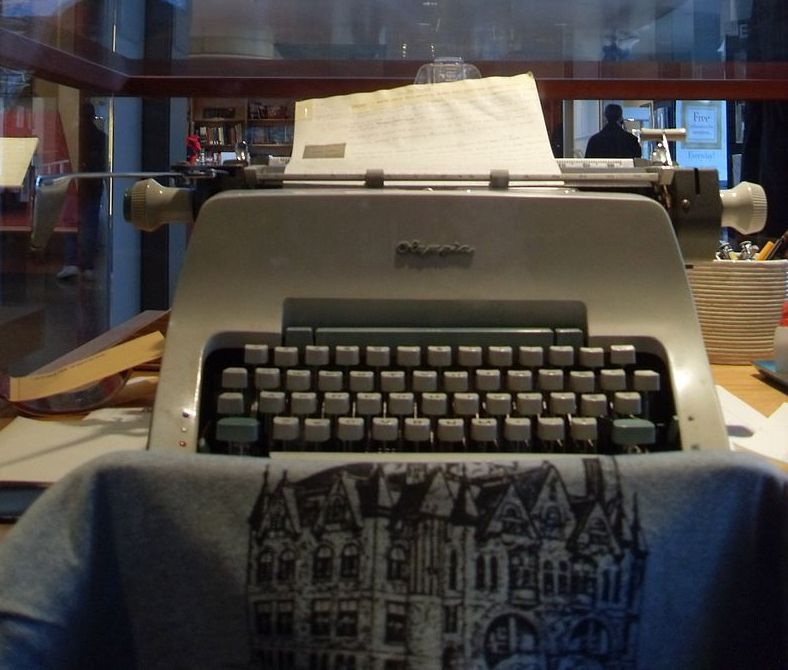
[147,186,726,453]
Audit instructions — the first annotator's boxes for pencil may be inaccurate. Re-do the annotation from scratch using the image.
[755,240,775,260]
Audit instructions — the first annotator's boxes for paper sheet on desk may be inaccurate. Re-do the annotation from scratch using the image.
[6,331,164,402]
[0,137,38,188]
[716,385,788,462]
[0,406,149,484]
[286,73,560,178]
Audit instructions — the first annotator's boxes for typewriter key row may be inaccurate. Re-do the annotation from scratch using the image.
[197,337,678,456]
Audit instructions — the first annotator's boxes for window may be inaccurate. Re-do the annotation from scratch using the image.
[543,560,555,595]
[387,545,407,581]
[254,601,272,636]
[489,556,499,591]
[601,566,621,602]
[509,549,536,589]
[327,496,346,524]
[588,517,608,544]
[314,545,334,581]
[542,504,563,538]
[475,555,485,589]
[311,599,332,637]
[502,504,523,534]
[448,549,458,590]
[336,600,358,637]
[278,549,295,582]
[444,604,459,633]
[557,560,569,595]
[257,548,274,583]
[269,502,286,531]
[385,602,407,643]
[484,614,539,666]
[276,600,294,637]
[340,543,360,578]
[572,557,597,599]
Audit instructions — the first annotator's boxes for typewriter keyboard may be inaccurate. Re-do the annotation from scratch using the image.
[197,330,679,456]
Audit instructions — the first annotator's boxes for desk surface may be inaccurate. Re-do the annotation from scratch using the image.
[710,364,786,416]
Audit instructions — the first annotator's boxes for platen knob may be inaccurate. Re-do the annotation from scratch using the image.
[125,178,194,232]
[720,181,768,235]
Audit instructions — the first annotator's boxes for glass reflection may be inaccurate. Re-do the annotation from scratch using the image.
[0,1,781,66]
[1,0,786,385]
[188,0,734,63]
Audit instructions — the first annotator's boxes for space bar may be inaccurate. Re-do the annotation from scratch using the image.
[311,327,561,347]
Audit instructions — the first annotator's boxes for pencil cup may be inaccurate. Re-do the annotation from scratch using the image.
[687,260,788,364]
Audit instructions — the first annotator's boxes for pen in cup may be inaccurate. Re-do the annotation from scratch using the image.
[765,230,788,260]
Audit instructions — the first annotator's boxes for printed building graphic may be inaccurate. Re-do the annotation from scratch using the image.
[246,459,647,670]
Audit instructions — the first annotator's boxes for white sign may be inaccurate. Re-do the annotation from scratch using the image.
[676,100,728,183]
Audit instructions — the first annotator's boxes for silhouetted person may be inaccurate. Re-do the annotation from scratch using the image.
[57,102,106,281]
[585,104,641,159]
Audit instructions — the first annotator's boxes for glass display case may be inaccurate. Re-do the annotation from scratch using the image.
[1,0,786,378]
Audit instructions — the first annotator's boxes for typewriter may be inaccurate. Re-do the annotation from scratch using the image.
[114,163,765,458]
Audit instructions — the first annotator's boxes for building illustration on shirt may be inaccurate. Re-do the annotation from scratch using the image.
[246,459,648,670]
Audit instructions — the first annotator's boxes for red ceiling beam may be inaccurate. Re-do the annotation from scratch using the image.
[0,28,127,93]
[1,30,786,101]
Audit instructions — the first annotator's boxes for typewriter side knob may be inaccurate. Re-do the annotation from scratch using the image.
[125,178,194,232]
[719,181,768,235]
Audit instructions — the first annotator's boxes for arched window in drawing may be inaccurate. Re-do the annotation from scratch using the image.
[489,555,499,591]
[313,544,334,581]
[387,545,408,581]
[541,504,564,538]
[327,496,347,524]
[476,555,486,589]
[509,547,537,589]
[257,547,274,583]
[277,548,295,582]
[340,543,360,578]
[543,559,556,595]
[501,504,524,534]
[588,517,608,545]
[448,549,459,590]
[572,556,598,600]
[557,560,570,595]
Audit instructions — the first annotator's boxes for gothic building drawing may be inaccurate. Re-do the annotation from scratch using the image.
[245,459,648,670]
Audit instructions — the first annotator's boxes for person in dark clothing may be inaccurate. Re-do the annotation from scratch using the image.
[57,102,107,281]
[585,104,642,159]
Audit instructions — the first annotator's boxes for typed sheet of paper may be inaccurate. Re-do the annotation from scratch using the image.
[286,73,559,179]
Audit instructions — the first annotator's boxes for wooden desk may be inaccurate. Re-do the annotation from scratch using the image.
[710,364,786,417]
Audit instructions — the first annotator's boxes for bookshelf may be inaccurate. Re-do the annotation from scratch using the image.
[190,97,294,162]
